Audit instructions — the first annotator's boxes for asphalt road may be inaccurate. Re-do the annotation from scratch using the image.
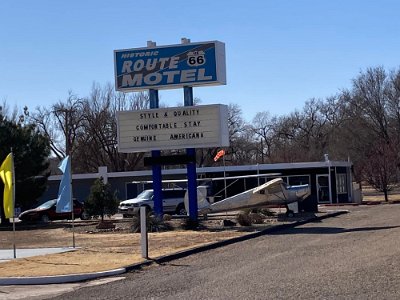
[5,204,400,299]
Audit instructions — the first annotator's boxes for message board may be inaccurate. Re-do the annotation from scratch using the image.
[114,41,226,91]
[117,104,229,152]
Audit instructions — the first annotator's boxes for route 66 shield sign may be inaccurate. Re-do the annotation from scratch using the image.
[187,50,206,67]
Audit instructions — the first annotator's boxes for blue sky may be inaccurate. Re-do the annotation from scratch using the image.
[1,1,400,121]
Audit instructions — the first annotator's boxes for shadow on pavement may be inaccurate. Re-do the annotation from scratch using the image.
[270,225,400,235]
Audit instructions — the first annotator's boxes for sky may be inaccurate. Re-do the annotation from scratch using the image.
[1,0,400,122]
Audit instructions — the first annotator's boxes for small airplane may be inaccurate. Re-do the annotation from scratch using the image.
[184,177,311,217]
[130,174,310,217]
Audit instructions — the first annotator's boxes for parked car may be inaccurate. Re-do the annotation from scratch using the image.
[18,199,89,223]
[118,189,187,217]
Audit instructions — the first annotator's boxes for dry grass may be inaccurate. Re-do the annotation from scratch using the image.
[0,220,250,277]
[362,185,400,202]
[0,251,142,277]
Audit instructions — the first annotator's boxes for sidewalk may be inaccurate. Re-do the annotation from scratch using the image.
[0,210,348,285]
[0,247,77,263]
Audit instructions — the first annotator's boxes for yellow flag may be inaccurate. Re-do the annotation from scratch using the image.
[0,153,14,218]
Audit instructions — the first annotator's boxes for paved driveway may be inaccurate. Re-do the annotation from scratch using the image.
[4,204,400,299]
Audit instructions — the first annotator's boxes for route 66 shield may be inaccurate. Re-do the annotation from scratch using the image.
[187,51,206,67]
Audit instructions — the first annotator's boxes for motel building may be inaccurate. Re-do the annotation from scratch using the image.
[42,158,357,213]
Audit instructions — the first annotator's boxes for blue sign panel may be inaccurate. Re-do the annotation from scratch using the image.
[114,41,226,91]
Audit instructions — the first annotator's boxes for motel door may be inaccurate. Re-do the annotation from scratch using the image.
[317,175,330,203]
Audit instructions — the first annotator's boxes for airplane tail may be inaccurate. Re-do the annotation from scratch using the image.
[183,185,211,215]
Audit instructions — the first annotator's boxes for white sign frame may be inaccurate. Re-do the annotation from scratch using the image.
[117,104,229,153]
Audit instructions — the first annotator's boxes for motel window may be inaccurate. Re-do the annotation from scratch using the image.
[336,174,347,194]
[288,175,310,186]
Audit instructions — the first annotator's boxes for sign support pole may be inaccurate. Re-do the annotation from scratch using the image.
[182,38,198,222]
[184,87,198,222]
[150,88,163,218]
[140,41,163,219]
[147,41,163,219]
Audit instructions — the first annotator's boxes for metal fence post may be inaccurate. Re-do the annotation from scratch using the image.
[140,206,148,259]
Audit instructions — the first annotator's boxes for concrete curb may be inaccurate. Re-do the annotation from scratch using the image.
[0,268,126,285]
[0,210,348,285]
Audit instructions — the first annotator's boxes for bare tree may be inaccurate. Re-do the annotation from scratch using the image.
[386,68,400,142]
[197,103,249,167]
[270,114,302,162]
[229,124,258,164]
[52,95,85,156]
[360,139,399,201]
[0,99,24,124]
[350,66,391,142]
[175,97,202,107]
[227,103,244,140]
[268,99,333,162]
[251,111,277,163]
[29,91,84,160]
[73,83,148,172]
[338,67,400,194]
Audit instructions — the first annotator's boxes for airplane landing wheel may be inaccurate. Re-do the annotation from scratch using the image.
[286,210,294,218]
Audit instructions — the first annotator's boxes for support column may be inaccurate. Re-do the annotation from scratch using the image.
[184,86,198,221]
[150,88,163,217]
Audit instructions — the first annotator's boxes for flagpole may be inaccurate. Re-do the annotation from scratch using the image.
[11,150,16,259]
[12,215,16,258]
[69,157,75,248]
[223,153,227,199]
